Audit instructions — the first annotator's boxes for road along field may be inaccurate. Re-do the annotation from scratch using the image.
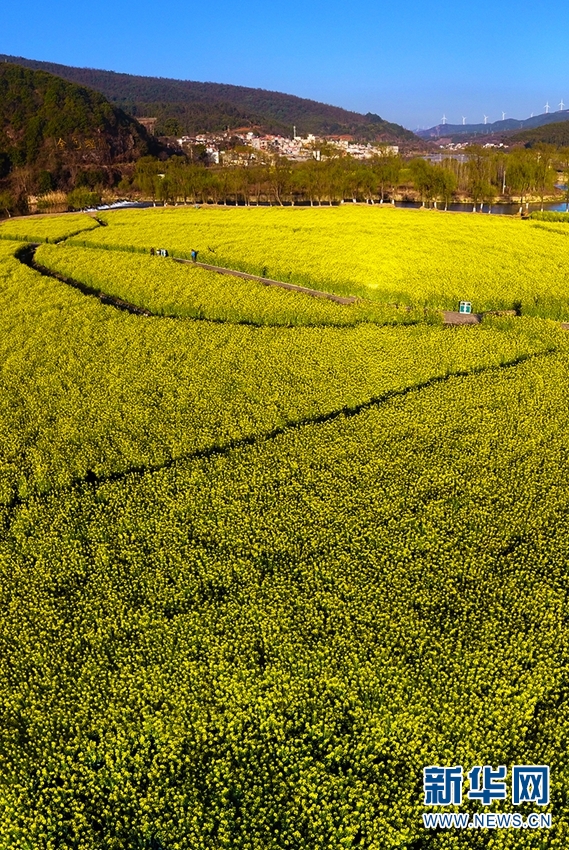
[0,209,568,848]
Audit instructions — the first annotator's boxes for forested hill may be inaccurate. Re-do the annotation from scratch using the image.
[509,119,569,148]
[0,55,417,142]
[0,62,157,178]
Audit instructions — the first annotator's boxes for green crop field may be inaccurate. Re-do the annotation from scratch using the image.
[1,208,569,848]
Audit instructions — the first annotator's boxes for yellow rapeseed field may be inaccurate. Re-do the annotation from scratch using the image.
[61,205,569,318]
[1,209,569,846]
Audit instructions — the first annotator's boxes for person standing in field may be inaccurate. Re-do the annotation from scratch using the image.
[191,249,198,263]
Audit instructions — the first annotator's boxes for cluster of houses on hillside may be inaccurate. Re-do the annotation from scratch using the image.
[175,129,399,165]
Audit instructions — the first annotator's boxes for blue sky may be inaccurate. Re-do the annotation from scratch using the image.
[2,0,568,130]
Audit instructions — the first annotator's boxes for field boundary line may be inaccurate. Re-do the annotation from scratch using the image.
[17,244,154,316]
[18,244,421,329]
[2,346,557,523]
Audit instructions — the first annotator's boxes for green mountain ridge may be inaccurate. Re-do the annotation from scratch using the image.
[0,63,156,163]
[0,54,416,141]
[509,119,569,148]
[0,62,160,204]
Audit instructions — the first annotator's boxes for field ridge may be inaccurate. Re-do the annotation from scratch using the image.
[3,344,556,522]
[20,244,359,323]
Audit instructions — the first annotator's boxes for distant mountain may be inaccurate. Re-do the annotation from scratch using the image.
[509,119,569,147]
[0,55,417,142]
[0,62,156,176]
[417,110,569,140]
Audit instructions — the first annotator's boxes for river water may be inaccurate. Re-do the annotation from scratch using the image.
[393,200,569,215]
[91,199,569,217]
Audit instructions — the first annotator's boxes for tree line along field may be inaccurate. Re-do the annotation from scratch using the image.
[1,209,569,847]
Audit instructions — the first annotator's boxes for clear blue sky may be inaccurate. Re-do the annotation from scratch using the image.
[2,0,568,130]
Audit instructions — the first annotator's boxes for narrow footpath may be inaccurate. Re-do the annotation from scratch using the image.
[172,257,357,305]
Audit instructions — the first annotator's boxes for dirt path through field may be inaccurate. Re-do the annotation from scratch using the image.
[172,257,357,305]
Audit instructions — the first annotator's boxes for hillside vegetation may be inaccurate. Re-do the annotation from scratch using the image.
[510,119,569,148]
[0,63,154,169]
[0,62,161,210]
[0,54,417,141]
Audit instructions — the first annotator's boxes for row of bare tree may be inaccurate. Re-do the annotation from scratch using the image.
[129,146,569,210]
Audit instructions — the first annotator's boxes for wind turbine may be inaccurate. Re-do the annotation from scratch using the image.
[462,116,466,125]
[559,99,565,111]
[483,115,488,124]
[441,114,447,125]
[502,111,506,120]
[544,101,550,113]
